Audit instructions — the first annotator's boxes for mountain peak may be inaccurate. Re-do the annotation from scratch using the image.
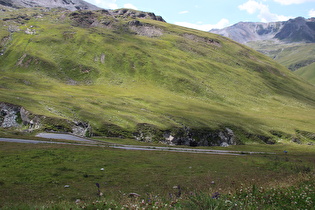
[274,17,315,42]
[210,17,315,44]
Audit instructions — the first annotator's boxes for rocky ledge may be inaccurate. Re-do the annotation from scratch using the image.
[0,102,90,136]
[133,123,240,147]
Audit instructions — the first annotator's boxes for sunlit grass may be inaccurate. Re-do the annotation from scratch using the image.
[0,141,314,208]
[1,7,315,140]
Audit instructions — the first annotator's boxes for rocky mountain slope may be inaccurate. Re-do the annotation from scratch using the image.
[1,5,315,145]
[0,0,100,11]
[210,21,282,44]
[210,17,315,84]
[210,17,315,44]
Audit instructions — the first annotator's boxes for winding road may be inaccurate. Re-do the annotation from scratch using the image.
[0,133,274,155]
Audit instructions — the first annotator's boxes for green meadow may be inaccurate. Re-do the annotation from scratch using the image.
[0,141,315,209]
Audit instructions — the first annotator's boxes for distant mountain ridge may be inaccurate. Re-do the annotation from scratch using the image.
[210,17,315,85]
[275,17,315,42]
[210,17,315,44]
[0,0,101,11]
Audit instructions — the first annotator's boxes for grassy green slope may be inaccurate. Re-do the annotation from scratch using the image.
[247,41,315,85]
[295,62,315,84]
[1,8,315,138]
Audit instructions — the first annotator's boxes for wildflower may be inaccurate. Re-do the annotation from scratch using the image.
[212,192,220,199]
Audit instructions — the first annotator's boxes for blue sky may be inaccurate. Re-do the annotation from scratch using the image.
[85,0,315,31]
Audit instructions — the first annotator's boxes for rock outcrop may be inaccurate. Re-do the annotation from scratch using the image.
[69,9,165,28]
[69,9,165,37]
[110,9,165,22]
[0,102,90,136]
[0,0,101,11]
[0,103,21,128]
[134,123,238,147]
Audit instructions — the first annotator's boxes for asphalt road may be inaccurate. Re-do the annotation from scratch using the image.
[0,133,274,155]
[36,133,91,141]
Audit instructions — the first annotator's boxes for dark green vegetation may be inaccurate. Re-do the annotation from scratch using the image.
[0,141,314,209]
[1,6,315,143]
[247,41,315,85]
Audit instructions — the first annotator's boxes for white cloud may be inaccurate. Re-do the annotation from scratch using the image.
[239,0,292,22]
[179,11,189,14]
[238,0,265,14]
[310,9,315,17]
[175,18,230,31]
[273,0,315,5]
[123,3,138,10]
[89,0,118,9]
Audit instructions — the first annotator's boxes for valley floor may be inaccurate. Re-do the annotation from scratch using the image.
[0,137,314,209]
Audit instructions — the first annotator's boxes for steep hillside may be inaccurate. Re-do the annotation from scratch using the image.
[1,6,315,145]
[246,40,315,85]
[295,62,315,84]
[0,0,100,11]
[211,17,315,85]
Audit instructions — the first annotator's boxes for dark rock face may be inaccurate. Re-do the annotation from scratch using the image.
[210,17,315,44]
[134,123,238,147]
[0,0,14,8]
[165,127,237,147]
[275,17,315,42]
[70,11,100,27]
[0,0,101,11]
